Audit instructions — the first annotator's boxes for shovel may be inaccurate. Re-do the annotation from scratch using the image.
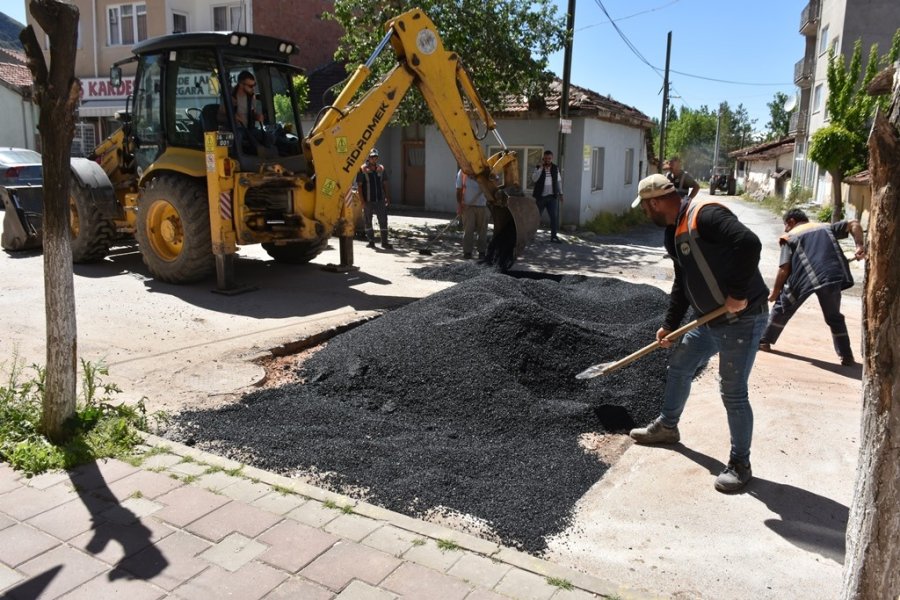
[418,215,461,255]
[576,305,731,379]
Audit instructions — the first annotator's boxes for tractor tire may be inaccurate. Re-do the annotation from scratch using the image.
[135,175,214,283]
[263,237,328,264]
[70,181,115,263]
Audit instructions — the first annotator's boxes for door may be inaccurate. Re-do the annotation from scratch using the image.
[403,141,425,206]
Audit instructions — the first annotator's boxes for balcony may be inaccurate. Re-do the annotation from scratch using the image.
[800,0,820,36]
[794,58,813,87]
[789,110,809,136]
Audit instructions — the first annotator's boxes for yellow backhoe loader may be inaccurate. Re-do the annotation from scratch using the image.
[4,9,539,289]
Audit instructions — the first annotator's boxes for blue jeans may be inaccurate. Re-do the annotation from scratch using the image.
[659,311,768,464]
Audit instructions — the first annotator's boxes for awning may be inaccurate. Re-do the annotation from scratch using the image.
[78,99,126,118]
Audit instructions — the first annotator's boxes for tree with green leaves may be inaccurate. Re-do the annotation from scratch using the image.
[663,102,755,178]
[327,0,566,125]
[808,31,900,222]
[765,91,790,140]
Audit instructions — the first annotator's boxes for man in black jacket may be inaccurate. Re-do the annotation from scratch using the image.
[628,174,769,492]
[758,209,866,365]
[531,150,563,243]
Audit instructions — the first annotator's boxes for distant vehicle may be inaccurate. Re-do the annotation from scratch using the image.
[0,147,43,188]
[709,166,735,196]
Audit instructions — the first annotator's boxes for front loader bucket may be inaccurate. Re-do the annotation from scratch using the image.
[1,186,43,252]
[487,193,539,271]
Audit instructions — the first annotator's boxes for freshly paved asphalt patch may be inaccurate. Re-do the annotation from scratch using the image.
[169,268,670,552]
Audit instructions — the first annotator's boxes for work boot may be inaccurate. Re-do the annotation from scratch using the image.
[463,252,473,259]
[366,239,376,249]
[380,231,393,249]
[629,417,680,444]
[840,355,856,366]
[366,232,376,249]
[714,461,752,493]
[758,342,771,352]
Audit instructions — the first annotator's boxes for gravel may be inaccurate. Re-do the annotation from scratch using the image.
[168,267,671,553]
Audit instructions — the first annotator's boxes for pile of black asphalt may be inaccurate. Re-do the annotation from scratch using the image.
[168,266,671,553]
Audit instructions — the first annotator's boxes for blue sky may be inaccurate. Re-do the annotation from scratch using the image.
[546,0,806,133]
[7,0,805,133]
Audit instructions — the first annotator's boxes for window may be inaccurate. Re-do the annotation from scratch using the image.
[830,35,840,54]
[592,147,605,191]
[624,148,634,185]
[818,25,829,54]
[109,3,147,46]
[168,50,222,149]
[487,145,544,191]
[214,5,245,30]
[173,12,188,34]
[813,84,823,112]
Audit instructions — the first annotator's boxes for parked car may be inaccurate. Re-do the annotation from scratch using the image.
[709,166,735,196]
[0,147,43,188]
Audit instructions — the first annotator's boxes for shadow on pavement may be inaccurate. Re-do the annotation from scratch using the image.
[749,477,848,563]
[671,444,847,563]
[3,565,62,600]
[68,461,168,580]
[767,348,862,380]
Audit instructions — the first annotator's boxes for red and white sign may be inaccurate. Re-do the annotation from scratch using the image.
[80,77,136,100]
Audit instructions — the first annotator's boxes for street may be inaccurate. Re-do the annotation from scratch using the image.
[0,191,865,599]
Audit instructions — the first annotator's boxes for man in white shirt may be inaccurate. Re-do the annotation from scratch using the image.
[456,169,490,259]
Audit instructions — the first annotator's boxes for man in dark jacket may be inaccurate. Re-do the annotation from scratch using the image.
[628,174,769,493]
[758,209,866,365]
[356,148,392,249]
[531,150,563,243]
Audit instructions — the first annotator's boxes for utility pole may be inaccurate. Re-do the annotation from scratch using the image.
[658,31,672,173]
[557,0,576,175]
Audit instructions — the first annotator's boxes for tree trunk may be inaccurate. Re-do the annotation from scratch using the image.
[841,66,900,599]
[20,0,81,443]
[830,169,844,222]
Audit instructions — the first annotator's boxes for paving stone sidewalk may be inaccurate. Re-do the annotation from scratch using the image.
[0,436,649,600]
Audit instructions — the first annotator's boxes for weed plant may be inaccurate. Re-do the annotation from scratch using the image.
[0,359,164,476]
[583,208,648,235]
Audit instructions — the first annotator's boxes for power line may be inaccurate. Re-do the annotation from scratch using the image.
[577,0,680,31]
[588,0,792,89]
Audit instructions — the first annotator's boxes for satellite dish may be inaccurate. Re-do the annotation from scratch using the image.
[783,93,798,112]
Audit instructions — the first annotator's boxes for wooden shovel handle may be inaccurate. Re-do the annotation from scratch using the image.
[602,305,731,375]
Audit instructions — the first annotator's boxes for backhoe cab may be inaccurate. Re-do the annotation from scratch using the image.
[10,9,538,287]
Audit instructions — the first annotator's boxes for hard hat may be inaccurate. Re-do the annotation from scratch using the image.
[368,148,379,157]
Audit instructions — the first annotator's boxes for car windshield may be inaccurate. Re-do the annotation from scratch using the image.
[0,149,42,164]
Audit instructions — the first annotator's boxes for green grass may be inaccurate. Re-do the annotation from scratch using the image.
[130,490,144,499]
[181,474,199,484]
[583,207,648,235]
[546,576,574,590]
[323,499,339,510]
[0,359,165,477]
[225,465,244,477]
[411,538,426,547]
[436,539,461,552]
[270,483,293,495]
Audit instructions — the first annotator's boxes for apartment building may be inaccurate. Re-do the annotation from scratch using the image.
[24,0,340,153]
[790,0,899,204]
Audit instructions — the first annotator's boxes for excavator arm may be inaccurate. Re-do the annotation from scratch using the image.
[304,9,538,268]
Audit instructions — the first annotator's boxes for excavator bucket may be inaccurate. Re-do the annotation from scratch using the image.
[1,186,43,252]
[487,193,539,271]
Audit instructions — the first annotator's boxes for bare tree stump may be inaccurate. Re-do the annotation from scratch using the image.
[20,0,81,443]
[841,63,900,599]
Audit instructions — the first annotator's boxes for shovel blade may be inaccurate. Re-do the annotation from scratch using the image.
[575,362,614,379]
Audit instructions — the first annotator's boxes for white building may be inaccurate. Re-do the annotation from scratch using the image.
[374,80,653,226]
[730,136,795,199]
